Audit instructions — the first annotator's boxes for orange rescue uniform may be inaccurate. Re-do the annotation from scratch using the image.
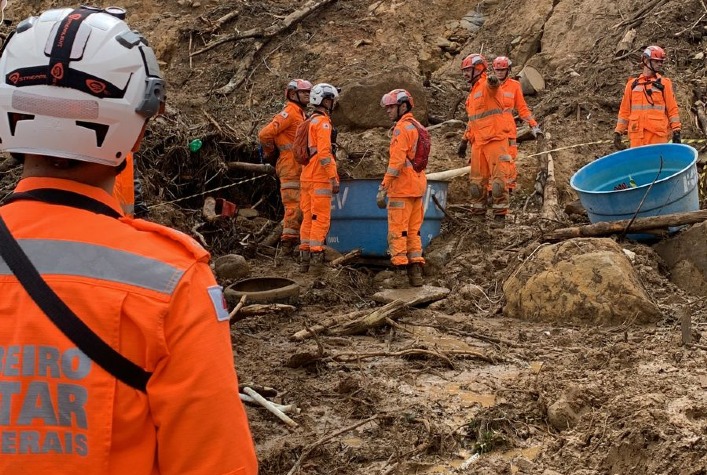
[0,177,257,475]
[465,74,513,216]
[299,112,339,253]
[258,101,307,241]
[382,112,427,266]
[499,78,537,189]
[615,73,681,148]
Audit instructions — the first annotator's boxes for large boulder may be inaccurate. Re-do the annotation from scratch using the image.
[653,222,707,296]
[503,238,661,325]
[332,67,428,129]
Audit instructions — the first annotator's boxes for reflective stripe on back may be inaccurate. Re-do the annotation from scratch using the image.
[0,239,184,295]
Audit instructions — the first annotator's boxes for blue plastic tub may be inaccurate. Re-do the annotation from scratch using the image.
[327,178,448,257]
[570,143,699,235]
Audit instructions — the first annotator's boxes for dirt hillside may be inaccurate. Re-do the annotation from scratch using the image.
[4,0,707,474]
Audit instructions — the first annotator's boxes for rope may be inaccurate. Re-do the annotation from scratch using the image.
[148,173,271,208]
[524,137,707,159]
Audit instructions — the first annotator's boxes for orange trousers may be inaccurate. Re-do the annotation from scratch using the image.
[299,181,333,253]
[280,180,302,242]
[629,129,669,148]
[387,196,425,266]
[470,139,512,216]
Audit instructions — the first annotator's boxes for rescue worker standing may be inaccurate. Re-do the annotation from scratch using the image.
[492,56,542,191]
[0,7,257,475]
[299,83,340,275]
[258,79,312,256]
[377,89,426,287]
[460,53,513,223]
[614,45,681,149]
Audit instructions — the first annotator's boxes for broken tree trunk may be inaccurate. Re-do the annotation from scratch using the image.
[615,28,636,57]
[543,209,707,242]
[227,161,276,174]
[330,249,362,267]
[694,100,707,136]
[237,303,296,317]
[425,166,470,181]
[331,298,426,336]
[291,309,371,341]
[540,132,560,221]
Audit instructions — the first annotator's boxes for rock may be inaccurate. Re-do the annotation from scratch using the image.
[331,67,428,129]
[459,283,486,300]
[503,238,661,325]
[214,254,250,281]
[547,398,579,431]
[461,10,486,32]
[654,221,707,296]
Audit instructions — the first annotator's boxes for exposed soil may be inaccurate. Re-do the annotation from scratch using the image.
[5,0,707,473]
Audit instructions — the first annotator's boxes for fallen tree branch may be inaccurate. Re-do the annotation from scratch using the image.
[330,248,362,267]
[291,309,371,340]
[612,0,667,30]
[286,415,378,475]
[329,348,495,365]
[238,303,296,317]
[214,40,266,95]
[229,294,248,323]
[543,210,707,242]
[539,132,560,221]
[192,0,337,56]
[243,386,298,428]
[227,161,276,174]
[331,299,415,336]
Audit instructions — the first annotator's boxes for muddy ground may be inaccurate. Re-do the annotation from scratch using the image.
[4,0,707,473]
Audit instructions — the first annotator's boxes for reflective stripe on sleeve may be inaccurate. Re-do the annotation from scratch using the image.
[0,239,184,295]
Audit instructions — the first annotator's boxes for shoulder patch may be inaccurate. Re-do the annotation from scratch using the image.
[280,111,289,118]
[322,123,330,129]
[207,285,230,322]
[123,218,210,262]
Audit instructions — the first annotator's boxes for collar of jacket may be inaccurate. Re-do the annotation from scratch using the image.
[287,100,308,112]
[13,177,124,216]
[396,112,416,124]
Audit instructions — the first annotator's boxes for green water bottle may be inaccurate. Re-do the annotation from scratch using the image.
[189,139,203,153]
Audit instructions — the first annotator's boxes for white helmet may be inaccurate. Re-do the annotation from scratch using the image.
[0,7,166,166]
[309,83,339,106]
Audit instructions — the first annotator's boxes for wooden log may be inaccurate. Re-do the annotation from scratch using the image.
[425,166,470,181]
[331,297,429,336]
[615,28,636,57]
[543,210,707,242]
[238,303,296,317]
[540,132,560,221]
[330,249,361,267]
[228,295,248,323]
[291,309,371,340]
[227,161,276,174]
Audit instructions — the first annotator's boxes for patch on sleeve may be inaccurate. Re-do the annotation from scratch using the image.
[207,285,230,322]
[323,123,330,129]
[280,111,289,118]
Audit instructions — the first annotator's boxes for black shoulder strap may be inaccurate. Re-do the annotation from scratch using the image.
[0,214,151,392]
[3,188,122,219]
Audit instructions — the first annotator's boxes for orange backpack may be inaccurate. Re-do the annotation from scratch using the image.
[293,114,316,166]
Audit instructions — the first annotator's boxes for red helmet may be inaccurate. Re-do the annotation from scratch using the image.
[493,56,512,70]
[642,45,666,62]
[380,88,414,108]
[285,79,312,98]
[461,54,487,73]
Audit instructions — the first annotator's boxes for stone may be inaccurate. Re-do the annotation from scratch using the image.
[214,254,250,281]
[503,238,661,325]
[331,66,428,129]
[547,398,579,431]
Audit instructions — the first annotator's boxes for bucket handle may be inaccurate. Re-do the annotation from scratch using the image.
[619,155,663,240]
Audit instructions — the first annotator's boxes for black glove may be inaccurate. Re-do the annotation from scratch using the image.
[457,140,468,159]
[376,186,387,209]
[672,131,681,144]
[613,132,627,151]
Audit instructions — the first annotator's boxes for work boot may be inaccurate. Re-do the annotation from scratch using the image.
[309,251,326,276]
[279,240,296,258]
[391,265,409,288]
[407,263,424,287]
[490,214,506,229]
[298,250,310,273]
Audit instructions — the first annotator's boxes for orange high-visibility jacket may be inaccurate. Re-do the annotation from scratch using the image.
[258,101,306,181]
[300,112,339,185]
[0,177,257,475]
[382,112,427,198]
[499,78,537,138]
[615,73,681,137]
[113,152,135,216]
[465,75,513,145]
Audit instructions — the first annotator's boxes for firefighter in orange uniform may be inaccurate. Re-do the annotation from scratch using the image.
[492,56,542,191]
[0,7,257,475]
[299,83,340,274]
[377,89,427,287]
[460,53,513,224]
[258,79,312,255]
[614,45,681,149]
